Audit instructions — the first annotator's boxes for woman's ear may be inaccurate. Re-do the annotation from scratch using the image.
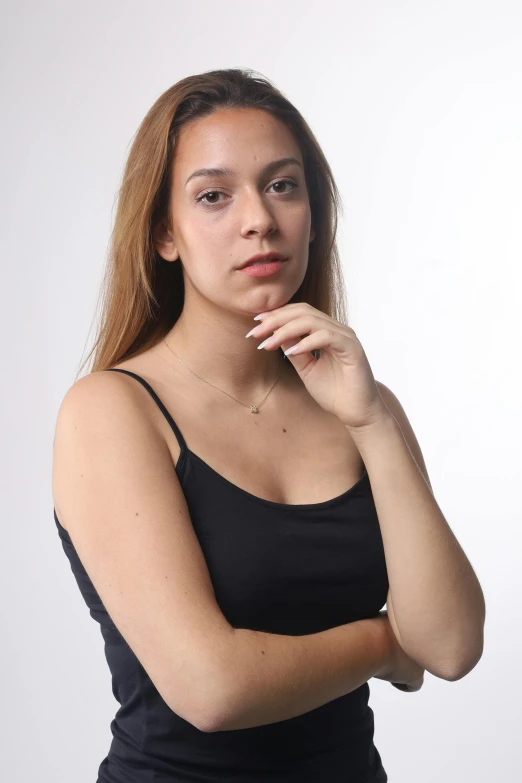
[309,225,316,243]
[152,220,179,262]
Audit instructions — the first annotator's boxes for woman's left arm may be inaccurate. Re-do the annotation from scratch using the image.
[350,382,485,682]
[249,303,485,682]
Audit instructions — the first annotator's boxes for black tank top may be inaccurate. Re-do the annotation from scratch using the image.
[54,367,389,782]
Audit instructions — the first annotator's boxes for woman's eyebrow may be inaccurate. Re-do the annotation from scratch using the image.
[184,156,302,187]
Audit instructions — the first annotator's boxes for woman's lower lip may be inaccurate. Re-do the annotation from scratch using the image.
[238,260,286,277]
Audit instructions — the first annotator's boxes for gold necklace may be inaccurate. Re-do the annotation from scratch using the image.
[162,337,283,414]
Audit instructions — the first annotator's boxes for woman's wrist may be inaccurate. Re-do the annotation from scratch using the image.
[367,613,394,678]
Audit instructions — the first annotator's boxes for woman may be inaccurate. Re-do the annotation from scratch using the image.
[52,68,485,782]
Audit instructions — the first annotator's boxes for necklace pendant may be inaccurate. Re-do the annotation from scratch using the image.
[249,404,259,413]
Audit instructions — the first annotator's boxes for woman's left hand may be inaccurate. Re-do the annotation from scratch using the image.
[247,302,390,431]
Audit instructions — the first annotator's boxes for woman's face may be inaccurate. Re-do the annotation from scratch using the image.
[156,107,315,316]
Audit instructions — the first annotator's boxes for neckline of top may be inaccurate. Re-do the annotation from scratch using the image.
[183,447,370,511]
[104,366,370,512]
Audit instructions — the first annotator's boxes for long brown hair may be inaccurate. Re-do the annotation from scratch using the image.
[75,67,349,380]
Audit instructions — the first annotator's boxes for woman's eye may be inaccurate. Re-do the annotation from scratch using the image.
[195,178,298,206]
[269,178,297,194]
[196,190,222,205]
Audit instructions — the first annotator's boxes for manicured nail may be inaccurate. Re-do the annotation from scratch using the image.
[257,337,272,350]
[253,312,270,321]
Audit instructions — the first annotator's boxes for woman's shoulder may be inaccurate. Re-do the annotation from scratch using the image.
[57,348,174,438]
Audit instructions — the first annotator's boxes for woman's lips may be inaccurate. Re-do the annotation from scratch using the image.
[237,259,286,277]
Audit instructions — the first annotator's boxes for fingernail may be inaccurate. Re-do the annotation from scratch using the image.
[257,337,272,350]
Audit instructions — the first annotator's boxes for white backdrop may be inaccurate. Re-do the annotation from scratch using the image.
[2,0,521,780]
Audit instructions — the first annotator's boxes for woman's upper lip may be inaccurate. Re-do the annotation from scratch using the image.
[237,252,287,269]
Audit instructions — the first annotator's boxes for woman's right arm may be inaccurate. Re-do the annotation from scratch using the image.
[52,371,397,735]
[215,618,392,731]
[218,610,425,731]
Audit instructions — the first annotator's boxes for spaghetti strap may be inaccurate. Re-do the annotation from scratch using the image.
[105,368,187,455]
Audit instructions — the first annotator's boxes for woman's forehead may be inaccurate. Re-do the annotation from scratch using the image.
[173,110,301,183]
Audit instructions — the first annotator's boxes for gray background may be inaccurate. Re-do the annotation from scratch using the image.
[2,0,520,780]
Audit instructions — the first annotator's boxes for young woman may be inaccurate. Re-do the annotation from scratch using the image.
[52,68,485,782]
